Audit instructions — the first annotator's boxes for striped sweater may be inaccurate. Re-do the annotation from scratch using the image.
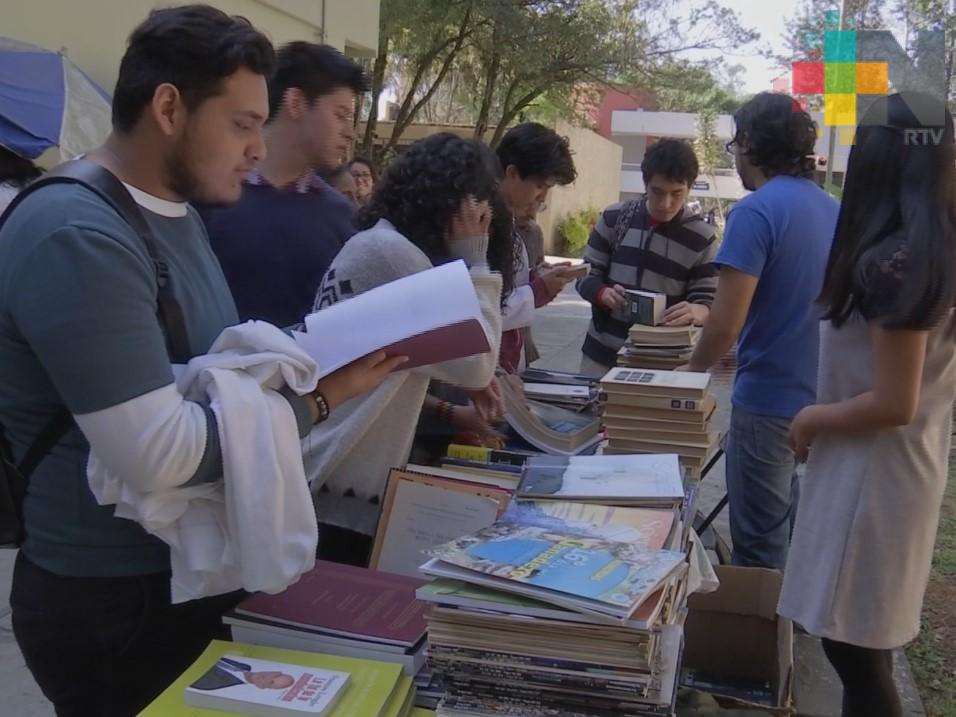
[577,200,719,367]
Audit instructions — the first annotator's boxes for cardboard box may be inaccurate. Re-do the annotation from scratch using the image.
[683,566,794,714]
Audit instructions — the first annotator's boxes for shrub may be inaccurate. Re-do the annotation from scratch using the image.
[558,207,599,257]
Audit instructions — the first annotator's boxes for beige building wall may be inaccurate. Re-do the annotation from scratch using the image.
[0,0,380,94]
[537,121,622,255]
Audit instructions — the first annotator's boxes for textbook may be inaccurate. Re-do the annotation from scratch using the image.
[423,523,686,620]
[140,641,403,717]
[600,367,710,400]
[235,561,427,649]
[514,454,685,507]
[184,654,350,716]
[294,260,490,378]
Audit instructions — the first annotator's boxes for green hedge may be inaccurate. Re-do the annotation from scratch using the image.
[558,207,599,257]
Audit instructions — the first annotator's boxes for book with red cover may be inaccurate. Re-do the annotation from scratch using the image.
[294,260,491,378]
[235,561,427,648]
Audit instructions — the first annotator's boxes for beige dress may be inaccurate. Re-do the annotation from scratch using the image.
[778,312,956,649]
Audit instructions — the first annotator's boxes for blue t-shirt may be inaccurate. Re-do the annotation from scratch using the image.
[715,176,839,418]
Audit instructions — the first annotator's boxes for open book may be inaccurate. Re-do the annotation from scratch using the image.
[294,260,490,378]
[500,377,601,455]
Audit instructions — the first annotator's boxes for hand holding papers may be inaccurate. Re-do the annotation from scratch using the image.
[294,261,491,379]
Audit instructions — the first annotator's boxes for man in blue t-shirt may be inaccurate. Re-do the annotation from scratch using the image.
[201,43,366,328]
[688,93,839,569]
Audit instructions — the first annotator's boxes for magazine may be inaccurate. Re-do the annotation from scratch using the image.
[424,523,685,619]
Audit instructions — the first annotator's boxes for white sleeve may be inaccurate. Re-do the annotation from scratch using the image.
[500,284,536,332]
[75,383,208,492]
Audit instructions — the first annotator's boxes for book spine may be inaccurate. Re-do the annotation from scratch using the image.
[446,444,531,467]
[427,644,651,675]
[444,679,661,716]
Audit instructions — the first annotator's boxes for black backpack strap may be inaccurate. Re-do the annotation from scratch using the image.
[0,159,194,479]
[21,160,192,363]
[15,408,73,478]
[609,199,641,259]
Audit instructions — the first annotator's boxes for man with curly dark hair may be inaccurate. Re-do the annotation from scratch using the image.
[687,92,840,569]
[577,138,719,377]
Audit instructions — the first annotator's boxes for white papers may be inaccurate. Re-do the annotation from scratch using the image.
[294,260,488,378]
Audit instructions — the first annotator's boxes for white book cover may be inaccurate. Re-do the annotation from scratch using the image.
[294,260,489,378]
[516,454,685,501]
[184,654,350,716]
[523,383,592,400]
[601,367,711,392]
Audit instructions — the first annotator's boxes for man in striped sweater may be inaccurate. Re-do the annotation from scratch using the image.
[576,139,719,376]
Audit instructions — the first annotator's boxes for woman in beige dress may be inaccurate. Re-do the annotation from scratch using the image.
[780,93,956,717]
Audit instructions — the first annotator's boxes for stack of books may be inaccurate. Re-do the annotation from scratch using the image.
[224,561,429,677]
[416,454,693,717]
[141,639,425,717]
[600,367,719,479]
[617,325,700,370]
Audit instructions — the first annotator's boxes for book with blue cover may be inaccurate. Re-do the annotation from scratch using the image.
[422,523,685,620]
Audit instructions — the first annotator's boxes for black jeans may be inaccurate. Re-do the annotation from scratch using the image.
[10,553,243,717]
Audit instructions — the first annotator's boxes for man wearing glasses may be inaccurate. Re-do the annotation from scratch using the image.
[687,93,839,570]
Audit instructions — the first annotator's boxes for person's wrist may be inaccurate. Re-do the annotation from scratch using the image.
[448,234,489,268]
[309,388,331,424]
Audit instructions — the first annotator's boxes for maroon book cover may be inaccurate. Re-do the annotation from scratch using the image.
[236,561,427,647]
[382,318,490,371]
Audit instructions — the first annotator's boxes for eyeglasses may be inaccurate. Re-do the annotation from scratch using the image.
[351,171,373,180]
[725,139,739,154]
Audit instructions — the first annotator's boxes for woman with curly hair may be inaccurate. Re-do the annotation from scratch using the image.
[302,133,506,565]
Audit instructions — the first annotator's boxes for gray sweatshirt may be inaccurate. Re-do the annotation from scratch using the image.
[302,219,503,535]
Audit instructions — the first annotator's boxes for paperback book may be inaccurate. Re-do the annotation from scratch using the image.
[514,454,685,507]
[184,654,350,716]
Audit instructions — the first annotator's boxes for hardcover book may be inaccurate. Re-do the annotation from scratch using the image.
[236,560,427,648]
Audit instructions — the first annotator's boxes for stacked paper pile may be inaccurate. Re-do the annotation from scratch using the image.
[617,325,700,370]
[600,367,719,480]
[417,454,694,717]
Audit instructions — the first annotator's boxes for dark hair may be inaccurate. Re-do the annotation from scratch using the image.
[496,122,576,185]
[357,134,513,294]
[0,145,41,189]
[269,42,368,120]
[820,92,956,329]
[112,5,275,133]
[641,139,699,187]
[348,156,378,181]
[731,92,817,179]
[487,191,516,302]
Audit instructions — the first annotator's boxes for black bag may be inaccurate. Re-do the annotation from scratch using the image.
[0,159,192,547]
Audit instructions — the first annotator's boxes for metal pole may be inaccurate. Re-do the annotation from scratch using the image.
[824,0,847,188]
